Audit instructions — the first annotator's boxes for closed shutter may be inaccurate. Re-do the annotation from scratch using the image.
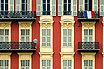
[79,0,83,11]
[58,0,62,16]
[100,0,104,16]
[73,0,77,16]
[94,0,98,11]
[16,0,20,11]
[27,0,30,11]
[36,0,41,16]
[52,0,56,16]
[10,0,14,11]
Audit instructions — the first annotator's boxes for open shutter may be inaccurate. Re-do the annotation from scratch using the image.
[94,0,98,11]
[63,29,67,47]
[79,0,83,11]
[100,0,104,16]
[10,0,14,11]
[27,0,30,11]
[52,0,56,16]
[68,29,72,47]
[0,0,1,11]
[58,0,62,16]
[36,0,41,16]
[15,0,20,11]
[42,29,46,47]
[73,0,77,16]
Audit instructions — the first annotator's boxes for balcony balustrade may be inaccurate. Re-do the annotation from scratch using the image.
[0,42,36,52]
[78,42,100,52]
[42,11,51,15]
[63,11,72,15]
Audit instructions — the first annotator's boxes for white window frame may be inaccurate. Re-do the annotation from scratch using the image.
[20,60,30,69]
[84,60,93,69]
[63,60,72,69]
[21,0,27,11]
[41,60,51,69]
[0,60,9,69]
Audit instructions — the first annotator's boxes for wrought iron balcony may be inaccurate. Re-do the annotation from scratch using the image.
[0,11,36,21]
[0,42,36,52]
[78,42,100,52]
[42,11,51,15]
[63,11,71,15]
[78,11,100,21]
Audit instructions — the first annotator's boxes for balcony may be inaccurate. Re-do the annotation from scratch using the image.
[78,11,100,22]
[0,11,36,21]
[78,42,100,52]
[42,11,51,15]
[63,11,71,15]
[0,42,36,52]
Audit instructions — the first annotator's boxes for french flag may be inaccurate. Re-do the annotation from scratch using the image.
[84,11,95,19]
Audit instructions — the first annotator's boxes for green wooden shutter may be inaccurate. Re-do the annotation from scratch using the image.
[79,0,83,11]
[52,0,56,16]
[58,0,62,16]
[100,0,104,16]
[15,0,20,11]
[94,0,98,11]
[36,0,41,16]
[73,0,77,16]
[27,0,30,11]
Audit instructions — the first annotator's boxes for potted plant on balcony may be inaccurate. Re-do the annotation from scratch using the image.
[78,8,84,18]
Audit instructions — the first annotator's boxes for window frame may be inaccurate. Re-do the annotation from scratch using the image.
[41,60,51,69]
[20,60,30,69]
[63,60,72,69]
[84,60,93,69]
[0,60,9,69]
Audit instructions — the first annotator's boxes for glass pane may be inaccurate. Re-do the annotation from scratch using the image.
[63,37,67,42]
[64,0,67,3]
[63,29,67,36]
[42,60,46,66]
[1,0,4,3]
[47,29,51,36]
[47,4,50,11]
[5,29,9,35]
[42,29,46,36]
[1,4,4,10]
[64,4,67,11]
[84,29,88,35]
[26,29,30,35]
[47,60,50,66]
[68,37,71,42]
[47,0,50,3]
[21,29,25,35]
[68,4,71,11]
[5,4,8,10]
[42,37,46,42]
[5,0,8,3]
[43,0,46,3]
[43,4,46,11]
[0,29,4,35]
[47,37,50,42]
[89,29,93,35]
[68,29,72,35]
[63,60,67,66]
[22,0,25,3]
[68,0,71,3]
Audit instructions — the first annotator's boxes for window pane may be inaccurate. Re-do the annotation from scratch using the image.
[68,4,71,11]
[68,0,71,3]
[47,0,50,3]
[64,0,67,3]
[5,0,8,3]
[21,29,25,35]
[22,0,25,3]
[47,4,50,11]
[64,4,67,11]
[1,0,4,3]
[0,29,4,35]
[43,0,46,3]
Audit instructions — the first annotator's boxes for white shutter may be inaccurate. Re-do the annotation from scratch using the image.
[73,0,77,16]
[42,29,46,47]
[10,0,14,11]
[36,0,41,16]
[79,0,83,11]
[47,29,51,47]
[68,29,72,47]
[94,0,98,11]
[52,0,56,16]
[58,0,62,16]
[16,0,20,11]
[84,29,88,42]
[63,29,67,47]
[27,0,30,11]
[100,0,104,16]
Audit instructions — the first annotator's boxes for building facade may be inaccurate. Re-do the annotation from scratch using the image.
[0,0,103,69]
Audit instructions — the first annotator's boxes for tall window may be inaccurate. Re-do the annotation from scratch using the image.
[0,29,9,42]
[42,60,51,69]
[43,0,50,15]
[42,29,51,47]
[21,60,30,69]
[63,0,71,15]
[1,0,8,11]
[84,29,93,42]
[0,60,9,69]
[84,60,93,69]
[85,0,92,11]
[10,0,14,11]
[63,29,72,47]
[21,29,30,42]
[63,60,72,69]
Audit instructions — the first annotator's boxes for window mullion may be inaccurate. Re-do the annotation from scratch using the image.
[46,0,47,11]
[67,0,68,11]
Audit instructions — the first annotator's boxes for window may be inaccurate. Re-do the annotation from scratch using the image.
[0,60,9,69]
[10,0,14,11]
[84,29,93,42]
[21,29,30,42]
[43,0,50,15]
[84,60,93,69]
[63,29,72,47]
[0,29,9,42]
[42,60,51,69]
[42,29,51,47]
[63,60,72,69]
[1,0,8,11]
[20,60,30,69]
[63,0,71,15]
[84,0,92,11]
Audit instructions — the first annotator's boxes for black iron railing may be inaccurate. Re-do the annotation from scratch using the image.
[78,42,99,52]
[0,42,36,52]
[63,11,71,15]
[42,11,51,15]
[0,11,36,18]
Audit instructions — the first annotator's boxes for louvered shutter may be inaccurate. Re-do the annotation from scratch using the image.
[94,0,98,11]
[79,0,83,11]
[10,0,14,11]
[16,0,20,11]
[73,0,77,16]
[52,0,56,16]
[58,0,62,16]
[27,0,30,11]
[36,0,41,16]
[100,0,104,16]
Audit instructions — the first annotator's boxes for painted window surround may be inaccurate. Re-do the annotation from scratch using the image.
[18,53,33,69]
[81,52,96,69]
[0,22,11,42]
[81,21,96,42]
[60,52,75,69]
[18,21,32,42]
[60,17,75,52]
[39,17,54,53]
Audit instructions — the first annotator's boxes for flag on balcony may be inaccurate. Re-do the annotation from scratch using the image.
[84,11,95,19]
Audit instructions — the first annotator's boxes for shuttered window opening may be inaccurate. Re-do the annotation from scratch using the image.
[63,29,72,47]
[0,60,9,69]
[63,60,72,69]
[0,29,9,42]
[0,0,8,11]
[10,0,14,11]
[84,60,93,69]
[84,29,93,42]
[15,0,20,11]
[42,29,51,47]
[42,60,51,69]
[21,29,30,42]
[21,60,30,69]
[100,0,104,16]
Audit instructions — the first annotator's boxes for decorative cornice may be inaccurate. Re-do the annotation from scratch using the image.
[39,52,54,57]
[18,21,32,28]
[18,52,33,56]
[60,52,75,57]
[0,53,12,55]
[81,21,96,27]
[0,21,11,28]
[81,52,96,56]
